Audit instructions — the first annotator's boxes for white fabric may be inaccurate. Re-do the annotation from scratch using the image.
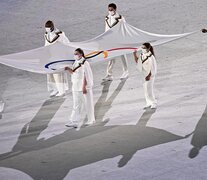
[107,55,128,76]
[45,29,70,94]
[70,89,95,123]
[136,52,157,77]
[136,51,157,106]
[84,88,95,123]
[71,58,94,91]
[84,61,95,122]
[0,22,195,74]
[44,29,70,46]
[47,74,58,93]
[143,76,157,106]
[105,12,126,32]
[47,72,69,94]
[0,101,5,113]
[84,60,94,89]
[70,91,84,123]
[105,12,128,75]
[70,60,95,123]
[71,58,85,92]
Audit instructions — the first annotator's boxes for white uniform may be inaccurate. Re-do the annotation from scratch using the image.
[136,51,157,107]
[70,58,95,124]
[0,100,5,113]
[44,29,70,96]
[105,12,128,77]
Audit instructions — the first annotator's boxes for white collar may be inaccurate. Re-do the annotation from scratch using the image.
[46,28,60,34]
[75,57,85,63]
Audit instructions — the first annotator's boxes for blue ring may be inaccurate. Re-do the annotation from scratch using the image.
[44,51,104,70]
[45,59,75,70]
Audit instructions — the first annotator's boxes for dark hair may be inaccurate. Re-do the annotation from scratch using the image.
[75,48,85,58]
[45,20,54,31]
[143,42,155,56]
[108,3,117,10]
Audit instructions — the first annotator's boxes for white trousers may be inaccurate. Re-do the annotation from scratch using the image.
[47,72,69,94]
[143,76,157,106]
[70,89,95,123]
[70,91,84,124]
[107,55,128,75]
[84,89,95,123]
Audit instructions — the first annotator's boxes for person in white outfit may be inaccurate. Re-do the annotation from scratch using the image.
[102,3,129,82]
[0,99,5,113]
[133,43,157,109]
[65,48,95,128]
[44,20,70,97]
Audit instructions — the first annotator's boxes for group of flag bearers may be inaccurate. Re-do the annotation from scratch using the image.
[0,3,207,132]
[42,3,159,128]
[34,3,207,129]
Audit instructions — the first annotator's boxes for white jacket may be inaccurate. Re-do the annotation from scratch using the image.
[84,61,94,89]
[105,12,126,32]
[44,28,70,46]
[137,52,157,78]
[71,58,94,91]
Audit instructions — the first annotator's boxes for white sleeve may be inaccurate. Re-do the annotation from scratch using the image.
[105,18,109,32]
[44,35,49,46]
[105,21,108,32]
[150,56,157,76]
[137,54,143,73]
[121,16,126,23]
[84,61,93,88]
[59,32,70,45]
[148,58,153,75]
[148,56,157,76]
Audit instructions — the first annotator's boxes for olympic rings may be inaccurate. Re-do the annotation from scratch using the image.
[45,47,137,70]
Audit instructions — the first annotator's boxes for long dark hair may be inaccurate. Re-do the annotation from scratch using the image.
[75,48,85,58]
[143,42,155,56]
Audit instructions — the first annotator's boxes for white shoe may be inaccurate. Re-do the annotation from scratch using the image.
[56,93,65,97]
[102,75,113,82]
[120,71,129,80]
[50,91,58,97]
[65,121,78,128]
[85,120,96,126]
[151,104,157,109]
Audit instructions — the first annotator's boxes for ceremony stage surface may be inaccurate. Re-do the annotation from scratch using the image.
[0,0,207,179]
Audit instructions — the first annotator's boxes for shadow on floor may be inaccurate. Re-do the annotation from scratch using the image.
[0,80,192,180]
[189,104,207,158]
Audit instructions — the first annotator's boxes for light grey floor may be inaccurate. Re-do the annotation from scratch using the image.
[0,0,207,180]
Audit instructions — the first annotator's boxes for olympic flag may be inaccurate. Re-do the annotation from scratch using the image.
[0,22,195,74]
